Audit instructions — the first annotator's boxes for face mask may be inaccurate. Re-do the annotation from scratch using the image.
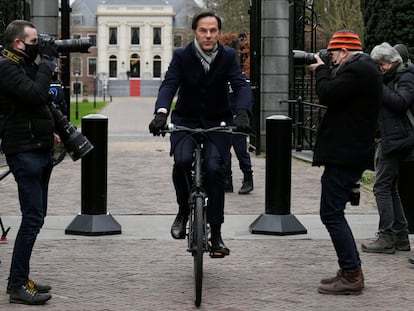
[23,42,39,61]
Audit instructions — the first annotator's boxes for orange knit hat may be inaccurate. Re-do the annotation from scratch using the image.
[327,30,363,51]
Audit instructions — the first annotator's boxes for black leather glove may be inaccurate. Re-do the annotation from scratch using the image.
[234,109,251,133]
[40,41,58,60]
[149,112,167,136]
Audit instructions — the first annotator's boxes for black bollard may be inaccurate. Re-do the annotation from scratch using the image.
[249,115,307,235]
[65,114,121,236]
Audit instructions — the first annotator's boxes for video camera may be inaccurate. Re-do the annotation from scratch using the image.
[292,49,332,65]
[39,34,92,53]
[48,95,93,161]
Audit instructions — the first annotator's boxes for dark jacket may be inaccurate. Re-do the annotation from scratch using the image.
[154,41,252,155]
[377,63,414,155]
[0,49,54,155]
[312,53,383,170]
[155,42,251,126]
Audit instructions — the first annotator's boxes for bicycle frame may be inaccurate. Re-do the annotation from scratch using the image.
[187,140,209,256]
[161,123,242,307]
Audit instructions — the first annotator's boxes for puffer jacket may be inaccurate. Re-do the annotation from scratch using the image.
[0,49,54,155]
[378,62,414,155]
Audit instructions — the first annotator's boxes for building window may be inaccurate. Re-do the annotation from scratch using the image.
[72,57,81,75]
[153,55,161,78]
[88,58,97,76]
[109,55,117,78]
[153,27,161,45]
[129,53,140,78]
[88,34,97,46]
[174,35,182,47]
[72,15,83,26]
[131,27,140,45]
[109,27,117,45]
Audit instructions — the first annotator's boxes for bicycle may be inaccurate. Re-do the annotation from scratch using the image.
[162,123,239,307]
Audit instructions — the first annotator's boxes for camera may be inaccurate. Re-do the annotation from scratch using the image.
[39,34,92,53]
[48,97,93,161]
[292,49,332,65]
[349,181,360,206]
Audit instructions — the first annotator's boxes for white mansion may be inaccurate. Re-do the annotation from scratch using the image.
[70,0,200,97]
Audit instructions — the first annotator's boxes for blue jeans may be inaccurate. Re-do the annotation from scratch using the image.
[320,165,363,270]
[172,135,226,225]
[6,150,53,288]
[373,144,408,233]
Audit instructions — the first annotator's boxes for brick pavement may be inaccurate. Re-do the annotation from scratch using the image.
[0,97,413,310]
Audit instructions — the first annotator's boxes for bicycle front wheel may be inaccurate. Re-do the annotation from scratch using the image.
[193,195,204,307]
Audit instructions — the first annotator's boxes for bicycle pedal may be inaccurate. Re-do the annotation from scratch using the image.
[209,251,226,259]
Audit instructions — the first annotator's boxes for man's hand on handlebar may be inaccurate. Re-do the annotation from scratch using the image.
[234,109,251,133]
[149,112,168,136]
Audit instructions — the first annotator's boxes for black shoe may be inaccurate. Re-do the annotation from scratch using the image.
[210,234,230,258]
[7,278,51,294]
[238,172,253,194]
[171,214,188,239]
[9,281,51,305]
[409,257,414,264]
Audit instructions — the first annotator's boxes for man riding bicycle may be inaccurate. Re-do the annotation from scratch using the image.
[149,11,252,257]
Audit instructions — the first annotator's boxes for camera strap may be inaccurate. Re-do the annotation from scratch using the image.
[1,49,22,64]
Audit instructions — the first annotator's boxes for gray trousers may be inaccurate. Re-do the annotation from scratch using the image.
[373,143,408,233]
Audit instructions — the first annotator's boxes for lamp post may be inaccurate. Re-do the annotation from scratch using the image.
[74,72,80,120]
[93,74,97,109]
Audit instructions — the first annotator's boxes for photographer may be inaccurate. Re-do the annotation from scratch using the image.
[0,20,58,305]
[307,30,383,295]
[361,43,414,255]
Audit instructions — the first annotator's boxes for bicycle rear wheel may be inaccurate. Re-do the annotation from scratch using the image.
[193,195,204,307]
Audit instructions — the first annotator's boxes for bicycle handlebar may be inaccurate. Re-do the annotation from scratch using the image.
[161,123,246,135]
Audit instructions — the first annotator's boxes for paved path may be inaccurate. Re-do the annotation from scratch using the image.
[0,97,413,310]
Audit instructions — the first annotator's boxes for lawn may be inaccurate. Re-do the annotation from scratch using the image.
[69,101,108,127]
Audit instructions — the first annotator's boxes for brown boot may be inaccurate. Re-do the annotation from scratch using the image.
[318,268,364,295]
[320,269,365,288]
[320,269,342,285]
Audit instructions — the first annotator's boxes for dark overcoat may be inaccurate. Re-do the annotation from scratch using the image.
[378,63,414,156]
[154,41,252,155]
[312,53,383,170]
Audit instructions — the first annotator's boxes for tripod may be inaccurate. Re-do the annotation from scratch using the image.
[0,216,10,243]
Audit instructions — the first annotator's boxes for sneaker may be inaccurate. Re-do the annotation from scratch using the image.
[318,268,364,295]
[7,278,51,294]
[394,231,411,251]
[361,232,395,254]
[9,280,51,305]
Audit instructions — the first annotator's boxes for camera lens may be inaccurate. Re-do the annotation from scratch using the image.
[292,50,317,65]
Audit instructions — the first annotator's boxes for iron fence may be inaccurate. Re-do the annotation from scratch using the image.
[280,96,326,151]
